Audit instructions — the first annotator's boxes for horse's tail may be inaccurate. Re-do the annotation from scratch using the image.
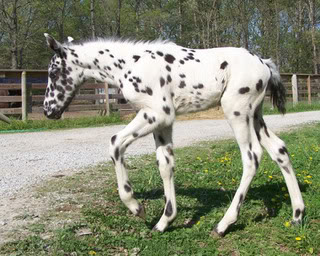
[263,59,286,114]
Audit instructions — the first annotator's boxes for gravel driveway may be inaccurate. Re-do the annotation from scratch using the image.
[1,111,320,198]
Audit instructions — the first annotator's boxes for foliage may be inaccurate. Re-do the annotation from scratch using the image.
[0,0,320,73]
[0,123,320,255]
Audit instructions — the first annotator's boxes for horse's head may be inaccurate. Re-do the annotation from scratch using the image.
[43,33,85,119]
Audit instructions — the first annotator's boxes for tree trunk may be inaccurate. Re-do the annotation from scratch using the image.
[11,0,18,69]
[116,0,121,37]
[307,0,318,74]
[178,0,184,43]
[90,0,96,38]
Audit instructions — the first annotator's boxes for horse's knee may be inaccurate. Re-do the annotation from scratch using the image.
[109,134,121,164]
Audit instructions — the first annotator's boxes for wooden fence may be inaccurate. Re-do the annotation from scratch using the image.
[1,70,320,121]
[280,73,320,104]
[0,71,135,120]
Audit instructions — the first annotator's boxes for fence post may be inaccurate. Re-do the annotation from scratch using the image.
[307,75,311,105]
[104,82,110,116]
[292,74,298,106]
[21,71,28,121]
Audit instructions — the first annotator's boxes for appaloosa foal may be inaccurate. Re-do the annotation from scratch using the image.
[43,33,304,236]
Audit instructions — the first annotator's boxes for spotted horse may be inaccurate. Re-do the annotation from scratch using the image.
[43,33,305,236]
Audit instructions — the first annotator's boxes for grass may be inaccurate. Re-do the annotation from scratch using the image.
[0,113,123,133]
[263,101,320,115]
[1,101,320,133]
[1,123,319,255]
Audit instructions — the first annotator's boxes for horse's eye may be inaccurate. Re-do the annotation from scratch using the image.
[49,72,56,80]
[49,68,59,80]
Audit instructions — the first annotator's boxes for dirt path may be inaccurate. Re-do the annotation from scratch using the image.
[0,111,320,244]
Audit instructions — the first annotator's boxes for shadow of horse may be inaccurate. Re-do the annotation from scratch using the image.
[134,182,308,233]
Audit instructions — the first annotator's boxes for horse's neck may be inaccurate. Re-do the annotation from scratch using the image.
[72,41,143,84]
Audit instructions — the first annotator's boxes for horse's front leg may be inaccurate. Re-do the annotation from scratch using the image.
[152,125,177,232]
[109,109,173,220]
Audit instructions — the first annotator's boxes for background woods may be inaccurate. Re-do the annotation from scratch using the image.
[0,0,319,73]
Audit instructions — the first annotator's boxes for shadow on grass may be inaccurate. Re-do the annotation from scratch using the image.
[135,182,308,233]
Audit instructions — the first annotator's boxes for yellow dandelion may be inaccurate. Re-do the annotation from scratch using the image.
[309,157,313,160]
[217,181,222,185]
[196,156,201,161]
[306,175,312,179]
[304,180,312,184]
[89,251,97,255]
[295,236,302,241]
[232,178,236,182]
[291,154,295,157]
[268,175,273,179]
[284,221,291,227]
[196,221,201,225]
[297,174,301,177]
[204,169,208,173]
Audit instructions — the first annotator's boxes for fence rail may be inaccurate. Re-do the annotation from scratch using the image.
[0,71,135,120]
[1,70,320,121]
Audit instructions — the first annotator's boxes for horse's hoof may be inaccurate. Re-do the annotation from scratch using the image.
[211,227,225,238]
[135,204,146,220]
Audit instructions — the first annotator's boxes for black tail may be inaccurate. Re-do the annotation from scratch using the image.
[264,59,286,114]
[268,78,286,114]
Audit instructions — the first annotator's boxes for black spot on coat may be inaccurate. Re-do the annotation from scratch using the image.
[160,77,166,87]
[256,79,263,91]
[164,54,176,64]
[165,200,173,217]
[115,147,120,161]
[133,133,139,138]
[220,61,228,69]
[146,87,153,96]
[133,55,140,62]
[157,51,164,56]
[239,87,250,94]
[279,146,288,155]
[111,135,117,145]
[253,152,259,169]
[124,184,132,192]
[179,81,186,88]
[163,106,171,115]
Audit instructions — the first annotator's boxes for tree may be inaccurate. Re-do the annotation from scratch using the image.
[306,0,319,73]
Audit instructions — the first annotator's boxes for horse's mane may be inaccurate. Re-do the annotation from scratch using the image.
[65,36,175,47]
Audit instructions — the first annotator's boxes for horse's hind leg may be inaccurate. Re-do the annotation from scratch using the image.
[254,105,305,223]
[213,100,263,236]
[152,125,177,232]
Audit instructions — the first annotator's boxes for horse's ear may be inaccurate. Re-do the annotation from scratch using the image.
[44,33,66,58]
[67,36,74,43]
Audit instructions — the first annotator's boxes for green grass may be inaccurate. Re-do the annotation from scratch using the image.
[1,101,320,133]
[1,124,320,255]
[263,101,320,115]
[0,113,123,133]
